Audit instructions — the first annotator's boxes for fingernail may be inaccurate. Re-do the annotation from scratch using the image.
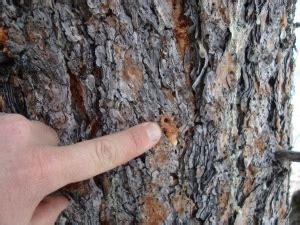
[145,122,162,143]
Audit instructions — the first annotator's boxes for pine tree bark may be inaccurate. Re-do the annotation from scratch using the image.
[0,0,297,224]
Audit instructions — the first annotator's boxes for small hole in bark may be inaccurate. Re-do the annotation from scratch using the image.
[184,130,189,136]
[160,113,179,146]
[93,175,103,189]
[140,155,146,164]
[170,173,178,180]
[164,118,170,123]
[267,100,276,123]
[268,76,276,86]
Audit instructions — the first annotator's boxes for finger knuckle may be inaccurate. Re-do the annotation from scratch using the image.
[128,130,140,153]
[13,113,28,123]
[10,114,29,126]
[35,121,59,143]
[94,139,115,163]
[7,114,31,136]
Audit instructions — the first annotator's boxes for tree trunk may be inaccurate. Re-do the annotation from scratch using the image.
[0,0,297,224]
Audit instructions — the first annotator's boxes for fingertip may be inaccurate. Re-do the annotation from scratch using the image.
[143,122,162,144]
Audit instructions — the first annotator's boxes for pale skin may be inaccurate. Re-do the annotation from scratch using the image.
[0,113,162,225]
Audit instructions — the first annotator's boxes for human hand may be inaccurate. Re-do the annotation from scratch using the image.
[0,113,161,225]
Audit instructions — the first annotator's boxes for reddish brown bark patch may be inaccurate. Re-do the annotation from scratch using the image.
[218,189,229,210]
[243,164,256,195]
[218,184,231,222]
[88,119,99,138]
[0,27,8,44]
[243,177,254,195]
[114,44,124,58]
[278,199,287,222]
[169,0,192,56]
[162,88,176,102]
[150,144,169,167]
[172,193,195,215]
[69,72,88,121]
[216,51,237,88]
[160,113,179,146]
[143,195,168,225]
[254,137,265,155]
[281,11,288,29]
[122,55,144,94]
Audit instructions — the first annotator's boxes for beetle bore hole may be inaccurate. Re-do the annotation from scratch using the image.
[164,118,170,123]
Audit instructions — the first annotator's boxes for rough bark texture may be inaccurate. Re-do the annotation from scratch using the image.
[0,0,297,224]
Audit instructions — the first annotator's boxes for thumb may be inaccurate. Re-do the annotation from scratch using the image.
[30,195,69,225]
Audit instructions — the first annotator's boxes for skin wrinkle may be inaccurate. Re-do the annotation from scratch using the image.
[93,138,116,170]
[127,127,141,154]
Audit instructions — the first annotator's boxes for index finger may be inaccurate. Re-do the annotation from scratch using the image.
[39,122,161,193]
